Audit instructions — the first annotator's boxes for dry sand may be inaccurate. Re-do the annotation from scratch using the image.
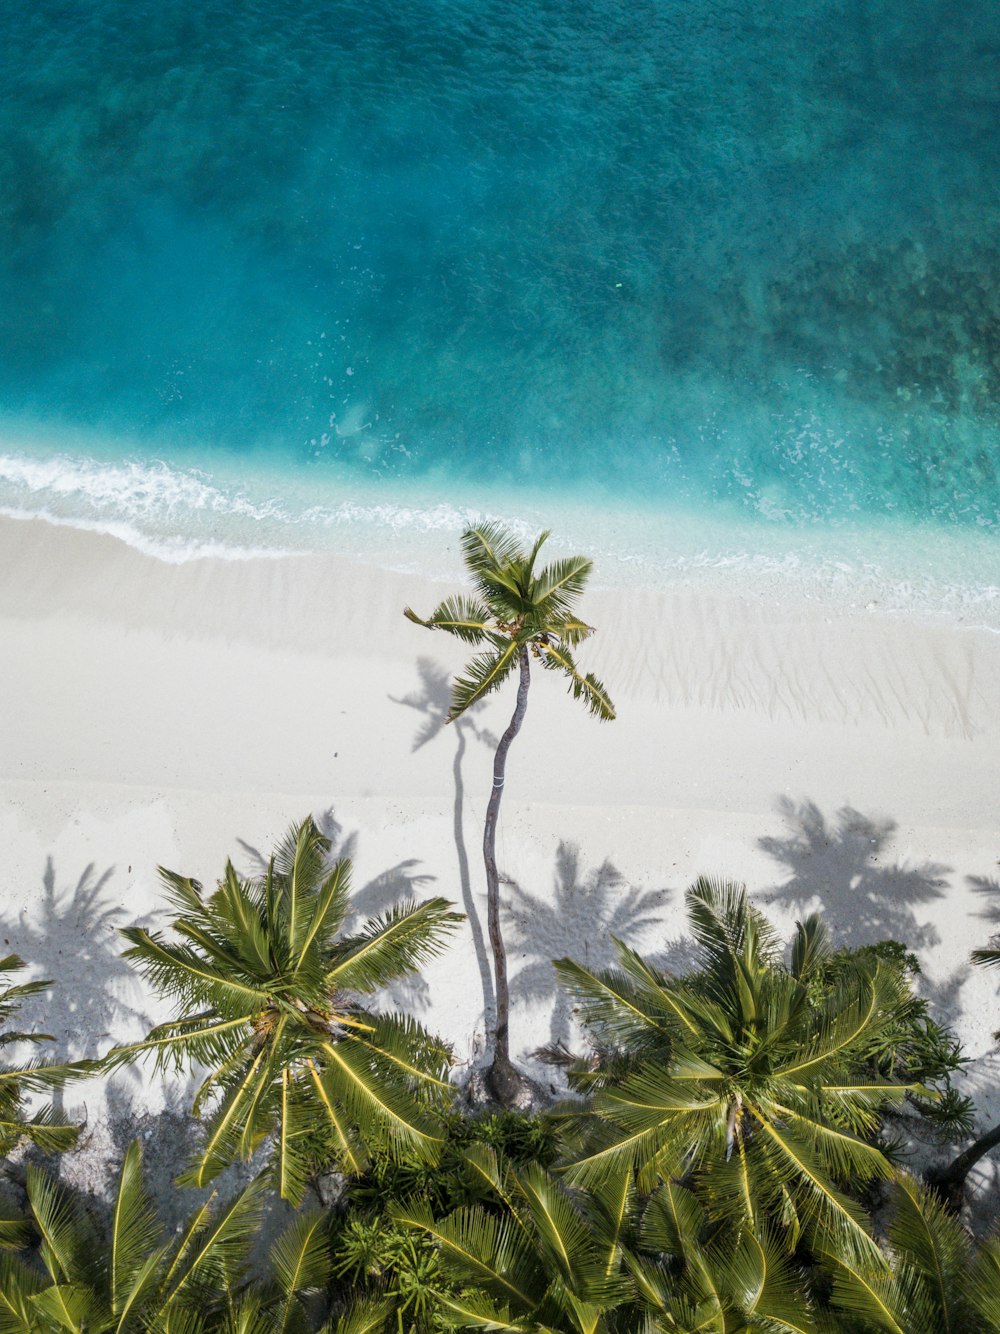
[1,513,998,1199]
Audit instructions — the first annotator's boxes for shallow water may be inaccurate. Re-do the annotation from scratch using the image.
[1,0,998,609]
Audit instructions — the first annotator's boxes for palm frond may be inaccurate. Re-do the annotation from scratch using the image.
[403,595,494,644]
[25,1168,95,1286]
[327,897,462,993]
[160,1176,266,1307]
[119,927,270,1018]
[552,955,675,1054]
[532,555,593,617]
[514,1166,627,1304]
[29,1282,105,1331]
[747,1108,883,1263]
[775,964,903,1081]
[274,818,336,963]
[269,1210,332,1333]
[460,523,526,577]
[109,1141,166,1317]
[887,1175,974,1332]
[537,639,616,719]
[968,1238,1000,1331]
[448,640,521,718]
[790,914,831,981]
[684,878,781,973]
[717,1227,814,1330]
[176,1046,273,1187]
[317,1037,443,1163]
[393,1199,542,1314]
[822,1250,906,1334]
[105,1015,250,1075]
[0,1251,44,1324]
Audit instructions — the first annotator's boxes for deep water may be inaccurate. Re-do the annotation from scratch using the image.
[1,0,999,588]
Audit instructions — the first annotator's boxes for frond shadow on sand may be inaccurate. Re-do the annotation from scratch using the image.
[505,841,668,1056]
[757,797,950,952]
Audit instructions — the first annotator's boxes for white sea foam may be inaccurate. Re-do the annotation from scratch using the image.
[1,443,998,629]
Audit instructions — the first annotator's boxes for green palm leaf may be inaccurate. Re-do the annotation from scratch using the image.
[109,1140,167,1318]
[0,959,83,1158]
[968,1238,1000,1330]
[327,897,462,992]
[26,1167,95,1286]
[537,640,616,719]
[393,1200,540,1311]
[460,523,527,576]
[449,641,521,718]
[532,556,594,616]
[269,1210,332,1334]
[403,595,494,643]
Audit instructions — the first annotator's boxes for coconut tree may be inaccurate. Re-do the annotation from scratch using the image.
[0,1141,266,1332]
[555,880,920,1262]
[393,1147,633,1331]
[823,1174,1000,1332]
[405,523,615,1105]
[394,1146,814,1331]
[0,954,83,1164]
[0,1139,385,1333]
[106,818,462,1202]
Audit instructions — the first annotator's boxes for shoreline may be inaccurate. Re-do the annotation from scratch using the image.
[1,511,999,1200]
[3,439,1000,629]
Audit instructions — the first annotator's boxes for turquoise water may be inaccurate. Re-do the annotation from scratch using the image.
[1,0,998,609]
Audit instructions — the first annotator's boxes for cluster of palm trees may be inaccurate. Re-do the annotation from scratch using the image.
[1,524,998,1331]
[1,846,998,1331]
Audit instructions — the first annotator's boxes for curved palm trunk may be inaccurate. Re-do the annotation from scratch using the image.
[927,1120,1000,1209]
[483,646,531,1104]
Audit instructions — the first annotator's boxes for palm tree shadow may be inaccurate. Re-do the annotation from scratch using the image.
[391,657,499,1030]
[506,841,668,1054]
[236,807,359,875]
[757,798,950,950]
[971,868,1000,932]
[0,857,152,1108]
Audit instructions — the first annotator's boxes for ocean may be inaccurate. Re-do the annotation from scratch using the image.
[1,0,998,619]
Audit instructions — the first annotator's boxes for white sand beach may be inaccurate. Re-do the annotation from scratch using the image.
[1,513,998,1195]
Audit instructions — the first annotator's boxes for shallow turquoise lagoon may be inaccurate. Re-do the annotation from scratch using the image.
[1,0,998,613]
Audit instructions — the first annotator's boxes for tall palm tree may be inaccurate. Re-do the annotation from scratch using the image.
[405,523,615,1105]
[106,818,462,1202]
[0,955,83,1163]
[555,880,919,1262]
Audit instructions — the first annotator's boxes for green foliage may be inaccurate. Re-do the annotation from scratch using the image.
[555,882,917,1262]
[394,1148,818,1332]
[0,954,86,1159]
[334,1217,456,1333]
[823,1174,1000,1332]
[328,1113,559,1332]
[0,1140,266,1331]
[404,522,615,722]
[349,1112,559,1216]
[806,940,973,1136]
[0,1140,386,1333]
[106,818,462,1201]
